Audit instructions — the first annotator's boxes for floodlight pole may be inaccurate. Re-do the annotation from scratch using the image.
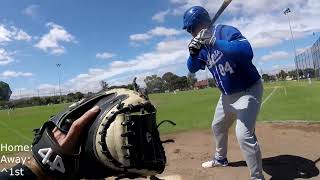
[56,63,62,102]
[283,8,300,81]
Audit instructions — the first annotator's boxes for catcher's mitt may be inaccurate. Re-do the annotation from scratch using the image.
[32,85,175,180]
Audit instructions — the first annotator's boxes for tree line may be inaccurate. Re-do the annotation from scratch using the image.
[0,91,86,109]
[262,68,316,82]
[1,67,316,109]
[0,72,208,109]
[0,81,136,109]
[144,72,196,93]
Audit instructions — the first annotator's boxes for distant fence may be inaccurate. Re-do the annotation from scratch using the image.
[295,37,320,79]
[10,90,81,100]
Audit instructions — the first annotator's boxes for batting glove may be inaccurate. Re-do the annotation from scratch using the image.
[188,29,216,56]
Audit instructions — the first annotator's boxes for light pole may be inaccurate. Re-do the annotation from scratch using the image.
[283,8,300,81]
[56,63,62,102]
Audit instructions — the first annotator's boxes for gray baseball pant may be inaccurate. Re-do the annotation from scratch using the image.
[212,80,265,180]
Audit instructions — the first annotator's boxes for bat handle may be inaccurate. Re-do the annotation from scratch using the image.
[189,46,201,56]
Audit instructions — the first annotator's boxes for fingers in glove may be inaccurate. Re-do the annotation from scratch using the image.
[52,106,100,153]
[65,106,100,143]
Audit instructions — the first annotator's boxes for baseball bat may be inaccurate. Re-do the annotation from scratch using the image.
[210,0,233,25]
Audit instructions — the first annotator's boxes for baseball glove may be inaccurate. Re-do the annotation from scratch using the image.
[32,83,175,180]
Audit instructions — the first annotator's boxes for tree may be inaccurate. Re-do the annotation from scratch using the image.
[100,80,108,90]
[305,68,315,78]
[144,75,164,93]
[0,81,12,101]
[208,78,216,87]
[74,92,84,100]
[287,70,297,80]
[277,70,288,80]
[162,72,179,91]
[187,73,197,88]
[175,76,188,90]
[262,74,270,82]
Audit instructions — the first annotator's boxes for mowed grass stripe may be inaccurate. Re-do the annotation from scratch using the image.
[261,86,278,107]
[259,81,320,121]
[0,81,319,148]
[0,104,68,145]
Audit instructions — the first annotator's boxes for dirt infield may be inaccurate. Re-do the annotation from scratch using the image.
[1,122,319,180]
[159,122,320,180]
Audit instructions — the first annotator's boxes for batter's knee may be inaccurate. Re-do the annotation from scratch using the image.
[236,125,253,145]
[235,124,256,147]
[235,126,245,144]
[211,119,225,134]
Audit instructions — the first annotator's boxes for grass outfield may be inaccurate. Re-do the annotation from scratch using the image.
[0,104,67,146]
[0,80,319,147]
[153,80,320,133]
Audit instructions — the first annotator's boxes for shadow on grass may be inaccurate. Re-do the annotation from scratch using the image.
[229,155,319,180]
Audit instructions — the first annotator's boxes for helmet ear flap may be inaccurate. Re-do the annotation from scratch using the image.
[187,26,193,34]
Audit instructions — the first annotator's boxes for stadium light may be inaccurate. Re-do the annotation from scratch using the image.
[56,63,62,102]
[283,8,300,81]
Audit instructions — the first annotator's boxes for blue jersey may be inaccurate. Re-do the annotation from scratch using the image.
[187,24,261,95]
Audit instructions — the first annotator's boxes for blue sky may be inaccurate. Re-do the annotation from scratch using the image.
[0,0,319,98]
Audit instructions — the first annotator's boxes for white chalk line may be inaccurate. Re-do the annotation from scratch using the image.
[262,86,278,107]
[279,86,287,96]
[0,119,32,143]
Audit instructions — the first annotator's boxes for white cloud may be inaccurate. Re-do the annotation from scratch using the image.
[265,63,296,75]
[195,68,211,81]
[67,38,189,92]
[0,70,33,78]
[10,85,69,99]
[170,0,220,16]
[167,0,320,49]
[156,38,188,52]
[35,22,76,55]
[226,14,311,49]
[0,25,31,43]
[149,26,182,36]
[0,49,14,65]
[260,51,290,61]
[38,84,59,91]
[130,26,183,42]
[96,52,116,60]
[129,33,151,41]
[0,25,12,43]
[296,45,311,54]
[14,29,32,41]
[22,4,39,18]
[152,9,170,23]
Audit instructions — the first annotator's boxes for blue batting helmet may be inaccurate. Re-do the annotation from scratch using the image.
[182,6,211,33]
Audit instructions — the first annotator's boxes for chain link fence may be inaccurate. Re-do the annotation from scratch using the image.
[295,37,320,79]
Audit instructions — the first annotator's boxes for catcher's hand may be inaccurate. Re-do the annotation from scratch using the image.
[28,106,100,179]
[31,88,174,180]
[53,106,100,153]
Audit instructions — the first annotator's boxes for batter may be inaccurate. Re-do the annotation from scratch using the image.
[183,6,265,180]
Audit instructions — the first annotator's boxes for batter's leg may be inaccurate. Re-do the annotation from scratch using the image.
[234,82,264,180]
[211,95,235,160]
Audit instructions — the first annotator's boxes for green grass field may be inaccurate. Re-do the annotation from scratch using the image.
[154,80,320,133]
[0,81,319,148]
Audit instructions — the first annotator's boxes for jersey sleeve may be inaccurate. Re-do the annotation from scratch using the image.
[212,40,253,62]
[187,49,207,73]
[212,25,254,62]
